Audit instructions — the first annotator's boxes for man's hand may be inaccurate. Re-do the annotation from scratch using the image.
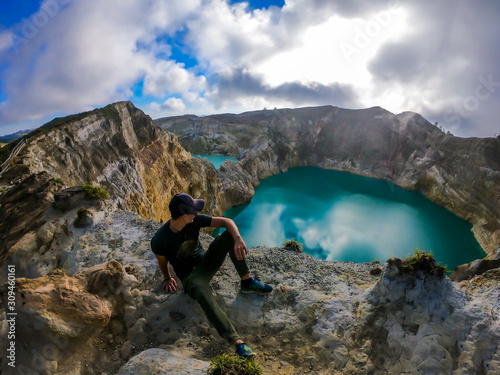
[162,277,177,293]
[155,255,177,292]
[234,237,248,260]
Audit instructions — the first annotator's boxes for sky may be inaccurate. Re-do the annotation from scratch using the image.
[0,0,499,137]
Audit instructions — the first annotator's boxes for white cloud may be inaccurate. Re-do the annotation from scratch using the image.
[146,98,187,118]
[143,60,206,97]
[0,0,202,125]
[365,1,500,136]
[185,0,282,71]
[162,97,186,112]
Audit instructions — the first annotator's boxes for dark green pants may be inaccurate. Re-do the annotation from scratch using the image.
[182,231,250,344]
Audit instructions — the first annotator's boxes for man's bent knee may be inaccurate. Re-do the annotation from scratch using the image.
[211,230,234,250]
[220,230,234,245]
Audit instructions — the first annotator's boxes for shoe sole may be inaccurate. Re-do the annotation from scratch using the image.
[242,353,257,360]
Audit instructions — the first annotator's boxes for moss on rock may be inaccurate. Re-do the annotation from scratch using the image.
[387,250,447,277]
[207,354,263,375]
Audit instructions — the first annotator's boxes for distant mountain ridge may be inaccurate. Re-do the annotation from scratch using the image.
[0,129,32,144]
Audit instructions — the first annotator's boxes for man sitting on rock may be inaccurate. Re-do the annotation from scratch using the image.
[151,193,273,358]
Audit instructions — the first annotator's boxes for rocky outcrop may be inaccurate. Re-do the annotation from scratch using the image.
[1,209,499,374]
[0,259,137,374]
[117,349,210,375]
[1,102,223,222]
[450,246,500,281]
[0,102,256,270]
[156,106,500,256]
[345,254,500,374]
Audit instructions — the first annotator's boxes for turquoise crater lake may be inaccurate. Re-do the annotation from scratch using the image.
[221,166,485,272]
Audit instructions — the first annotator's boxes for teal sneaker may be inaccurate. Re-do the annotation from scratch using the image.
[241,278,273,295]
[235,342,256,358]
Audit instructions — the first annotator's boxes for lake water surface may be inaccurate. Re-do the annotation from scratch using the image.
[221,166,485,272]
[193,154,239,169]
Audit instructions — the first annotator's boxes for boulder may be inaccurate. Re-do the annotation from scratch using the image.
[0,260,136,374]
[118,348,210,375]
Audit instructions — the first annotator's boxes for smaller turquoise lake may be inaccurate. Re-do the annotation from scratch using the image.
[221,166,485,272]
[193,154,239,169]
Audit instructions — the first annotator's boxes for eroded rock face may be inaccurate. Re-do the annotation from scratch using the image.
[0,260,136,375]
[3,102,496,268]
[157,106,500,255]
[11,102,225,224]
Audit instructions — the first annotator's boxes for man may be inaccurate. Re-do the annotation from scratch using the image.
[151,193,273,358]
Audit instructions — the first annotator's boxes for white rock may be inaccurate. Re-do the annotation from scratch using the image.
[117,348,209,375]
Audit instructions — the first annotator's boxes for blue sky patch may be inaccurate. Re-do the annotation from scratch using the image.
[161,31,199,69]
[0,1,42,28]
[229,0,285,11]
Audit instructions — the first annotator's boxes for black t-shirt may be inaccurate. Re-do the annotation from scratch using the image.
[151,214,212,280]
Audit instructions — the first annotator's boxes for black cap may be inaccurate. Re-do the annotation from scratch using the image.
[169,193,205,217]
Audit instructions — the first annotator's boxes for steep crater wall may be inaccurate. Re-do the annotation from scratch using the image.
[156,106,500,256]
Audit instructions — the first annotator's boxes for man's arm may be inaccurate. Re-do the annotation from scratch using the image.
[211,217,248,260]
[155,254,177,293]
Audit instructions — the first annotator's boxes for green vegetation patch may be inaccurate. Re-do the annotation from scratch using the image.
[97,104,121,123]
[52,177,65,186]
[48,268,67,276]
[207,354,263,375]
[82,182,109,200]
[283,239,304,252]
[387,249,447,277]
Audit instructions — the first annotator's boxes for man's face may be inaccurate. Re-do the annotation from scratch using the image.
[182,213,197,224]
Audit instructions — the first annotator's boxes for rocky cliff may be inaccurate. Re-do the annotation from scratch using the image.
[1,101,223,222]
[0,102,257,275]
[156,106,500,256]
